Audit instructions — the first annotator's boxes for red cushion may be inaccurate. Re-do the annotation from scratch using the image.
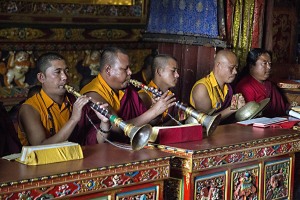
[154,124,203,145]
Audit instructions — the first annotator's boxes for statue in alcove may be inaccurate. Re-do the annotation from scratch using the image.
[5,51,35,88]
[83,50,101,76]
[77,50,101,89]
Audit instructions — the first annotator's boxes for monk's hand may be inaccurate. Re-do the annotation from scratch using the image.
[230,93,239,110]
[237,94,246,109]
[230,93,245,110]
[92,102,110,123]
[151,90,176,115]
[151,90,163,104]
[70,95,90,122]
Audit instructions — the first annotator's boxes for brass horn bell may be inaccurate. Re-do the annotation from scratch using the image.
[125,124,152,151]
[185,114,221,137]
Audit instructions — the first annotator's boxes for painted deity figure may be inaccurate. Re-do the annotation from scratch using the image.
[5,51,34,88]
[266,169,287,200]
[234,172,257,200]
[83,50,101,76]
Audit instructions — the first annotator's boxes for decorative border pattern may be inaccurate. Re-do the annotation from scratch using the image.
[0,1,149,49]
[0,28,151,51]
[0,0,147,25]
[0,161,169,199]
[0,158,170,188]
[0,28,144,44]
[148,133,300,172]
[143,33,228,48]
[191,141,297,171]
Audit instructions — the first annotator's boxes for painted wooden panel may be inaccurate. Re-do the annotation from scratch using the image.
[116,185,159,200]
[264,158,292,200]
[194,171,227,200]
[231,165,260,200]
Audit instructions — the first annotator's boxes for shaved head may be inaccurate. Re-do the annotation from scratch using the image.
[152,54,176,75]
[213,49,238,86]
[214,50,237,65]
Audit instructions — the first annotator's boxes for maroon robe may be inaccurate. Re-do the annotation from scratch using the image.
[78,86,147,145]
[217,84,235,124]
[0,102,22,156]
[118,86,148,120]
[219,84,234,112]
[235,75,289,117]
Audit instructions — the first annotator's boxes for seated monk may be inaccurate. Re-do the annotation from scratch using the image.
[131,52,155,86]
[235,48,289,117]
[18,52,110,146]
[80,47,176,144]
[138,54,183,126]
[190,49,245,123]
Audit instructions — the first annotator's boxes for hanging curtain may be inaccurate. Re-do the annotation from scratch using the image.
[226,0,265,66]
[147,0,220,38]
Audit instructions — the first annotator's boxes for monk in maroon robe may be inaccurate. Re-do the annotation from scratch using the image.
[80,47,176,145]
[235,48,289,117]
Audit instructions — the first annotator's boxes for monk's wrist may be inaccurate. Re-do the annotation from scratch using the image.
[99,123,112,134]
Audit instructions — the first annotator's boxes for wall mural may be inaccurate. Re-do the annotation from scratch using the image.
[0,0,149,50]
[0,49,152,106]
[0,0,147,26]
[0,1,152,106]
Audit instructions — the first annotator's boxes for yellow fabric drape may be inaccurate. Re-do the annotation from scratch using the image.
[232,0,255,66]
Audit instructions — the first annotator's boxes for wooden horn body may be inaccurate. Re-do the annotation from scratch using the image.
[64,85,152,150]
[130,79,221,136]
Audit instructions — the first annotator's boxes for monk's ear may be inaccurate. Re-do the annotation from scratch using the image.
[157,67,163,76]
[216,62,222,71]
[104,65,111,76]
[37,72,45,83]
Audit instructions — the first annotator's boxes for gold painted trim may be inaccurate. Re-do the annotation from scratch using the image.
[148,133,300,156]
[0,158,171,188]
[18,0,134,5]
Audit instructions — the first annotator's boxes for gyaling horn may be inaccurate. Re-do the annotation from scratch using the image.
[64,85,152,151]
[130,79,221,136]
